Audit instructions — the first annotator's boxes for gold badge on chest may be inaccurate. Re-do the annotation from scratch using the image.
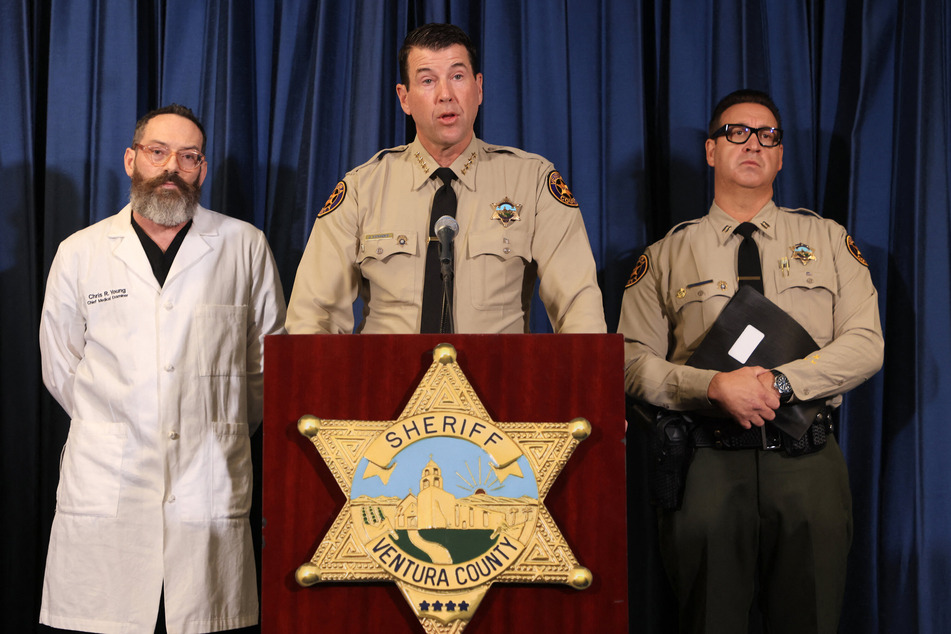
[490,197,522,228]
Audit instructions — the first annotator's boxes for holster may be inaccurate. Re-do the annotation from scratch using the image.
[646,409,695,510]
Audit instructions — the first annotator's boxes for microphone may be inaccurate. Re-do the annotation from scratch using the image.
[434,215,459,265]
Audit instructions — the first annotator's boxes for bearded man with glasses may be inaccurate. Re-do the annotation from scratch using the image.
[38,104,286,633]
[618,89,883,632]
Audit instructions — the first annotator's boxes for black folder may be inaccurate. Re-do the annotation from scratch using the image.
[686,286,823,439]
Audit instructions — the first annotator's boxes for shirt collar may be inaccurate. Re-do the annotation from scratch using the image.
[408,136,481,192]
[708,200,779,246]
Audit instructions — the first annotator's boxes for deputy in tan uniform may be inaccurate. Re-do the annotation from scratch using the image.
[618,89,883,633]
[285,23,605,335]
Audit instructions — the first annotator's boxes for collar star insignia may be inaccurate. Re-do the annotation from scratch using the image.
[490,198,522,228]
[294,344,591,633]
[790,243,816,264]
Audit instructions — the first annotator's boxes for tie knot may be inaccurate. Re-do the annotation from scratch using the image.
[734,222,757,239]
[433,167,456,186]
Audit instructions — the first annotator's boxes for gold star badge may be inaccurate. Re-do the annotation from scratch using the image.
[294,344,592,633]
[790,243,816,264]
[490,198,523,228]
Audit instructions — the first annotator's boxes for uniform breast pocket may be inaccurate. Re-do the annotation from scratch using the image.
[56,419,129,517]
[466,229,531,310]
[671,285,731,349]
[358,232,419,304]
[196,305,247,377]
[772,268,837,343]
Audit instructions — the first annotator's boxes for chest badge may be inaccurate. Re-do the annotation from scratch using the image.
[490,198,522,228]
[790,243,816,265]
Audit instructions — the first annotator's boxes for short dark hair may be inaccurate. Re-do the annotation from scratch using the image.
[398,23,479,87]
[708,89,782,138]
[132,104,206,153]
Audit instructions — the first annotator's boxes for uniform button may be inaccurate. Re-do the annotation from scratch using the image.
[166,494,176,503]
[164,301,173,310]
[503,248,511,254]
[164,364,175,372]
[169,431,179,440]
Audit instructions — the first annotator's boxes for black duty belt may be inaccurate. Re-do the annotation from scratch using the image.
[690,408,834,456]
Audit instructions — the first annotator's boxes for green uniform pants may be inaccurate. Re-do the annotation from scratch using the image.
[658,435,852,634]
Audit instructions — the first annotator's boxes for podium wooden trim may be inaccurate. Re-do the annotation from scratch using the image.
[262,334,628,632]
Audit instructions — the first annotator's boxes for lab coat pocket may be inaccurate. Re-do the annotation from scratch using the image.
[211,422,252,518]
[180,422,252,520]
[56,419,128,517]
[196,305,247,377]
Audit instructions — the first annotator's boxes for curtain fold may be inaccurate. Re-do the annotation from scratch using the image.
[3,1,949,632]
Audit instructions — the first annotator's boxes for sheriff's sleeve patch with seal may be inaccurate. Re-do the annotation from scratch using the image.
[626,254,650,288]
[547,171,579,207]
[846,235,869,267]
[317,181,347,218]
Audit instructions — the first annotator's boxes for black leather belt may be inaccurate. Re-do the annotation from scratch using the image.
[690,409,834,455]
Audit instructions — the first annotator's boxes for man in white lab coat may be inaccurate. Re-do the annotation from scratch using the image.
[38,104,286,633]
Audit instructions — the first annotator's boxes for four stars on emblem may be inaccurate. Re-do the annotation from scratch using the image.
[418,600,470,613]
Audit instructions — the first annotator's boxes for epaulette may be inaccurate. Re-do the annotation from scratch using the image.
[483,144,516,155]
[348,145,410,174]
[372,145,409,161]
[666,218,702,237]
[781,207,823,220]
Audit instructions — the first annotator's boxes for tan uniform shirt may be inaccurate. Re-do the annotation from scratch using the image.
[618,201,883,411]
[286,136,606,334]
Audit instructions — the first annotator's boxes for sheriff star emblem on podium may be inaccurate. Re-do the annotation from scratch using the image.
[294,343,592,633]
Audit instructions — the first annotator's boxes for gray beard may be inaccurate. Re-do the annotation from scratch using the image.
[129,171,200,227]
[131,190,196,226]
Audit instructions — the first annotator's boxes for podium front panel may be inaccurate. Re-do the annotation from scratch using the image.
[262,334,627,632]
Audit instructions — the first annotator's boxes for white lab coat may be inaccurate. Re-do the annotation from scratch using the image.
[38,205,286,634]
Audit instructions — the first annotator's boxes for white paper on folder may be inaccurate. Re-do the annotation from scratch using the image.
[728,324,765,364]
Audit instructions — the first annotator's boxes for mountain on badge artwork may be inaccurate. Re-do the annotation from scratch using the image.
[351,436,539,580]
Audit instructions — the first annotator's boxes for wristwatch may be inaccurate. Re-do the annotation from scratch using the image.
[770,370,793,404]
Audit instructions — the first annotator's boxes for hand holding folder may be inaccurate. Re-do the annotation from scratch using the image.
[685,286,824,439]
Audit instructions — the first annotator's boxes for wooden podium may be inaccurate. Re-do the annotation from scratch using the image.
[262,334,628,632]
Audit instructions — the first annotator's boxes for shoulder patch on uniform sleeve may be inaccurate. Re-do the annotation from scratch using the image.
[846,235,869,267]
[547,171,579,207]
[626,254,650,288]
[317,181,347,218]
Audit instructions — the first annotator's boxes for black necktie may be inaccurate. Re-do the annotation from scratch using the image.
[420,167,457,333]
[735,222,764,294]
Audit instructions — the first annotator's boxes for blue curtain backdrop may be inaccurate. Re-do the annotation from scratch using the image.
[2,1,948,632]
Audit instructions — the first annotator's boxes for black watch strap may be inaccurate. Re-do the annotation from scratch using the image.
[770,370,793,404]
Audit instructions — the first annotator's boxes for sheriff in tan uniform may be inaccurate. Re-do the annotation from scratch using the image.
[285,135,605,334]
[622,200,882,411]
[618,90,883,633]
[287,23,604,335]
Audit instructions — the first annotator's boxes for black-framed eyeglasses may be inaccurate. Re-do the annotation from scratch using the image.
[710,124,783,148]
[134,143,205,171]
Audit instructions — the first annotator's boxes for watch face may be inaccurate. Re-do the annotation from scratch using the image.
[772,371,792,403]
